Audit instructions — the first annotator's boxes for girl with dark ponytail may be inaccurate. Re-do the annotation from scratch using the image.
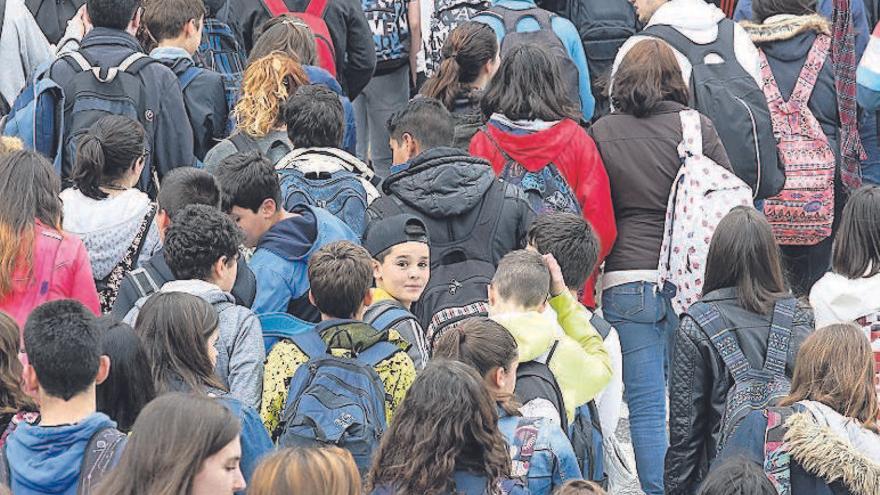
[433,318,583,494]
[420,22,499,149]
[61,115,161,313]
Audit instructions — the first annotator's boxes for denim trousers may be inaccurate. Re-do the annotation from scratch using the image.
[601,281,679,495]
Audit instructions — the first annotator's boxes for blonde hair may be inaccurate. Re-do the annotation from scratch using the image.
[554,480,608,495]
[0,137,23,156]
[248,447,361,495]
[233,52,308,138]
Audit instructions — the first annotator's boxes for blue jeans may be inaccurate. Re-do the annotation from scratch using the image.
[602,281,678,495]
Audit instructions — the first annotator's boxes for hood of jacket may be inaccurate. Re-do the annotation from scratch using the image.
[6,413,116,493]
[60,188,155,279]
[809,271,880,328]
[484,119,581,171]
[742,14,830,61]
[491,311,559,363]
[647,0,726,44]
[785,401,880,495]
[382,147,497,218]
[160,279,235,306]
[305,65,344,95]
[316,319,391,351]
[256,207,319,262]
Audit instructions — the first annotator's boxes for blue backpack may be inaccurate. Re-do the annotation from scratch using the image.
[277,329,399,472]
[279,169,369,236]
[362,0,410,67]
[258,312,315,354]
[2,64,64,173]
[196,0,245,134]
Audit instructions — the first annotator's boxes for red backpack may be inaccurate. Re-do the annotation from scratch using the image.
[759,35,836,246]
[263,0,337,77]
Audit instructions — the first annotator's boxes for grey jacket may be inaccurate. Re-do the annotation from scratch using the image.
[123,279,265,409]
[0,0,52,106]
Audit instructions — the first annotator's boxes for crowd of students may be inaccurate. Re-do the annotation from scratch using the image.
[0,0,879,493]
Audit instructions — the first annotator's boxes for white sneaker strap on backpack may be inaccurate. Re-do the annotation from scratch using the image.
[677,109,704,159]
[65,52,147,83]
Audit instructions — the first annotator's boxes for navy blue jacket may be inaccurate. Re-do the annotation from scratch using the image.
[48,28,194,191]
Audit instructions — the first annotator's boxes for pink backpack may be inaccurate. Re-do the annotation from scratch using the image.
[657,110,753,315]
[759,35,836,246]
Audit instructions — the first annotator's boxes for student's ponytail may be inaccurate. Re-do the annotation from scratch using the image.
[71,115,146,200]
[433,317,521,416]
[421,22,499,111]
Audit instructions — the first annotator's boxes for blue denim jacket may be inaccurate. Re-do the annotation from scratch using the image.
[218,397,273,486]
[497,408,583,494]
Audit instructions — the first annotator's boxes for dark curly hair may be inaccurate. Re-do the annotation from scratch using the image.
[367,360,510,495]
[163,204,243,281]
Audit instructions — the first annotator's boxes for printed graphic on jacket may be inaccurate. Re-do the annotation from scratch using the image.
[363,0,411,64]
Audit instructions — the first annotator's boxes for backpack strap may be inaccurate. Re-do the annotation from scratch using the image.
[229,132,260,153]
[678,109,704,158]
[356,341,402,368]
[76,427,127,495]
[763,406,797,494]
[178,66,203,92]
[289,330,329,359]
[644,19,737,68]
[0,0,7,43]
[0,443,8,489]
[762,298,796,376]
[369,306,416,332]
[690,302,753,383]
[534,340,560,366]
[129,267,161,299]
[479,125,518,165]
[305,0,329,17]
[788,35,830,109]
[262,0,289,16]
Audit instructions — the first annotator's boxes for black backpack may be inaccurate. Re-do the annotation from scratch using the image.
[537,0,638,119]
[229,131,292,165]
[643,20,784,200]
[59,51,160,193]
[515,340,568,426]
[0,426,127,494]
[25,0,84,45]
[482,5,582,118]
[371,182,506,347]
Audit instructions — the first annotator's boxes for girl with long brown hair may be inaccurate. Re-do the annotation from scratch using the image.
[0,150,100,330]
[420,21,499,148]
[203,52,309,171]
[249,447,361,495]
[367,359,511,495]
[667,207,815,493]
[0,313,37,448]
[718,324,880,495]
[96,393,245,495]
[432,317,582,494]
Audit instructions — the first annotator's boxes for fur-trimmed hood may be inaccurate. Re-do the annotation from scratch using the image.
[784,401,880,495]
[741,14,831,43]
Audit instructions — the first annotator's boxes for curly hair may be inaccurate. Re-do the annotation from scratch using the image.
[0,313,34,414]
[234,52,309,138]
[163,204,243,281]
[367,360,510,495]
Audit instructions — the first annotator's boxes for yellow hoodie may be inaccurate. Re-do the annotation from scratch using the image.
[492,290,612,424]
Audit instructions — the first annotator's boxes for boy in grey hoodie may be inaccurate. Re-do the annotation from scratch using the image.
[123,205,265,409]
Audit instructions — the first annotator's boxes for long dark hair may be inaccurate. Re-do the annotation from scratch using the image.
[433,317,520,416]
[250,14,317,64]
[702,206,788,315]
[71,115,145,200]
[134,292,225,394]
[0,150,62,298]
[0,313,34,414]
[421,22,498,110]
[367,360,510,495]
[95,393,241,495]
[831,185,880,279]
[611,38,690,118]
[96,317,155,432]
[481,45,581,122]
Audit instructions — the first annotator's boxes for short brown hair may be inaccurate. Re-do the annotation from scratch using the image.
[780,324,879,433]
[250,14,317,65]
[308,241,374,319]
[143,0,206,43]
[249,447,361,495]
[555,480,608,495]
[611,39,689,118]
[491,250,550,309]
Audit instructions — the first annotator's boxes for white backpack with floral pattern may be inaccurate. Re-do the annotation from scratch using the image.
[657,109,754,315]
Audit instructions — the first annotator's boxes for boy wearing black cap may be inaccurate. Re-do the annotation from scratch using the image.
[362,214,431,369]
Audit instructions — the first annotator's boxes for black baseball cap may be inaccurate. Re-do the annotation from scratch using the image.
[363,214,430,258]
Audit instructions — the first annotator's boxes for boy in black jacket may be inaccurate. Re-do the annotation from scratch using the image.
[144,0,229,161]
